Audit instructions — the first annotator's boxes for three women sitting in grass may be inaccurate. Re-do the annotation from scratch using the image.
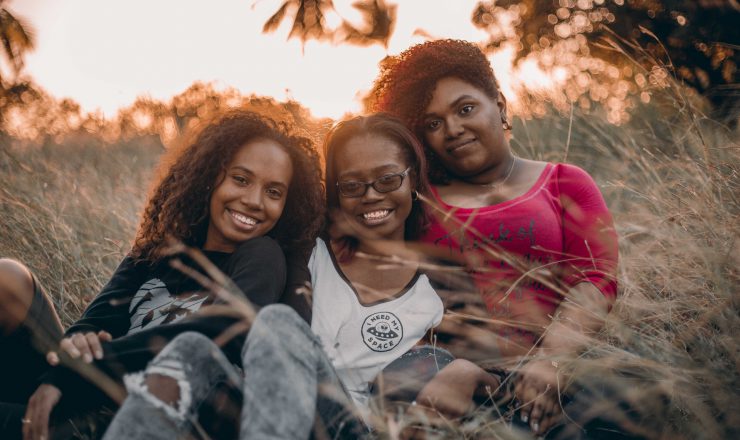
[1,38,619,440]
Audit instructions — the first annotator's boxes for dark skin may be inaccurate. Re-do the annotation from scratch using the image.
[421,76,612,435]
[434,156,547,208]
[22,139,295,440]
[331,134,420,301]
[0,259,38,335]
[329,136,512,427]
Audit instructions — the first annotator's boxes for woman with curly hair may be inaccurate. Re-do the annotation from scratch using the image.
[0,109,324,440]
[101,113,471,440]
[366,39,620,437]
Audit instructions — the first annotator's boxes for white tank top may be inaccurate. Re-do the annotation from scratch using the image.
[309,238,444,409]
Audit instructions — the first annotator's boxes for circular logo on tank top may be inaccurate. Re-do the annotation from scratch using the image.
[361,312,403,352]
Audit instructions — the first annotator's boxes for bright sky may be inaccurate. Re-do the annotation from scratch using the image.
[12,0,550,119]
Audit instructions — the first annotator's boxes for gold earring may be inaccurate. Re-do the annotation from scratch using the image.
[501,114,512,131]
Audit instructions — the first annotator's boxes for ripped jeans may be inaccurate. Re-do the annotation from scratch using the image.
[102,304,367,440]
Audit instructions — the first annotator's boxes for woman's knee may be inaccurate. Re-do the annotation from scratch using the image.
[253,304,305,334]
[243,304,316,359]
[158,331,220,366]
[0,258,35,330]
[126,332,225,420]
[445,359,480,375]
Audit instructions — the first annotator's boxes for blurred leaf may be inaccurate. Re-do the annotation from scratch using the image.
[261,0,396,47]
[0,6,35,77]
[473,0,740,122]
[262,1,290,33]
[339,0,396,47]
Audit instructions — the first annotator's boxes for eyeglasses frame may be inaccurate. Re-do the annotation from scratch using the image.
[336,167,412,198]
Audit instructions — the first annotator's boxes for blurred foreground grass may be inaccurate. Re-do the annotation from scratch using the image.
[1,89,737,438]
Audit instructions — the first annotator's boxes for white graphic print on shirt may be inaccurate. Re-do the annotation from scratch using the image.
[309,238,444,409]
[127,278,211,335]
[362,312,403,352]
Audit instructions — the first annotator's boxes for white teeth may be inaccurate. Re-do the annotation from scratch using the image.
[231,211,257,226]
[363,210,390,220]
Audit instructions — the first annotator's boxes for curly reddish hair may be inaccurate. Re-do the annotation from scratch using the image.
[131,110,325,262]
[366,39,502,183]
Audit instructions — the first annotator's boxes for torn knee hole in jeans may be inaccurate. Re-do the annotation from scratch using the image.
[124,358,193,421]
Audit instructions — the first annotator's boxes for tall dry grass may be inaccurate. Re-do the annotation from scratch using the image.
[1,134,161,325]
[509,92,738,439]
[0,83,737,439]
[380,88,738,438]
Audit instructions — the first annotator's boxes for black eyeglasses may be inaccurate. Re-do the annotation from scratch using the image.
[336,167,411,198]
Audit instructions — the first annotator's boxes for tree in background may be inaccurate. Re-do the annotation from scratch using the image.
[0,0,39,163]
[0,0,34,87]
[263,0,739,123]
[473,0,739,121]
[262,0,396,47]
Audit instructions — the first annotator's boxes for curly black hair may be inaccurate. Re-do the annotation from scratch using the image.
[366,39,502,184]
[131,109,324,262]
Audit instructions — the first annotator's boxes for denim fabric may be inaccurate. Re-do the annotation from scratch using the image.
[240,304,366,439]
[104,304,367,440]
[102,331,235,439]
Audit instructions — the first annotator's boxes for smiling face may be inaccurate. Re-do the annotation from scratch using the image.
[204,138,293,253]
[421,76,509,179]
[333,134,413,242]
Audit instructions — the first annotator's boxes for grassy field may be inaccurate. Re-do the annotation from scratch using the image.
[1,86,738,439]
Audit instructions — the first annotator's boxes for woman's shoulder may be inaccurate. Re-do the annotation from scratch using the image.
[550,162,595,180]
[229,236,286,267]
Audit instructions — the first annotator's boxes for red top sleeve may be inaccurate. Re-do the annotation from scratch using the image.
[556,164,619,302]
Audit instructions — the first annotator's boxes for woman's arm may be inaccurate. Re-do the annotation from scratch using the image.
[45,256,146,366]
[516,164,619,435]
[557,164,619,302]
[65,256,148,338]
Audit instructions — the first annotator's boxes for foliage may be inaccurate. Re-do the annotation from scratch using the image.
[2,81,330,148]
[262,0,396,47]
[473,0,739,120]
[260,1,739,122]
[0,0,35,85]
[2,73,738,438]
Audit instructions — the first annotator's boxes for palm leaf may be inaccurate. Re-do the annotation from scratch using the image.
[0,7,35,75]
[262,1,290,33]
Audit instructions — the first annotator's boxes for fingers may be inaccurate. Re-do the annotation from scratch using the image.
[538,404,561,436]
[58,337,80,360]
[59,332,104,363]
[23,386,60,440]
[29,399,50,440]
[518,383,561,436]
[50,330,109,366]
[515,378,536,425]
[98,330,113,342]
[85,332,104,360]
[45,351,59,366]
[529,388,550,434]
[71,333,93,363]
[515,378,546,430]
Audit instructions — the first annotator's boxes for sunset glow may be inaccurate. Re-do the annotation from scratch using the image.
[13,0,555,119]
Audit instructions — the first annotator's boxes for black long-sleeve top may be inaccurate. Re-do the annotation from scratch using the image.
[44,236,289,399]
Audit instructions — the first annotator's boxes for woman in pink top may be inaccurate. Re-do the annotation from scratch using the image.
[367,40,619,437]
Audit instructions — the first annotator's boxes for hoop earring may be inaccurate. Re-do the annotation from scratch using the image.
[501,113,512,131]
[411,190,419,201]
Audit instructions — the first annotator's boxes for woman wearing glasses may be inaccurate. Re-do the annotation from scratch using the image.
[103,113,475,439]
